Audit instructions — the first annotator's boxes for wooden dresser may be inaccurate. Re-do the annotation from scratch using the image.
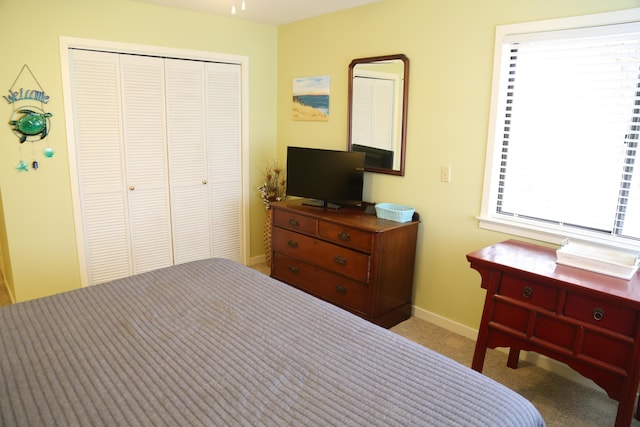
[467,239,640,427]
[270,199,419,328]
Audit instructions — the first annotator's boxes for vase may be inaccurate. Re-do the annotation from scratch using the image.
[264,207,272,268]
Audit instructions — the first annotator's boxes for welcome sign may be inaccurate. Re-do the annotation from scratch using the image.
[6,65,54,172]
[4,88,50,105]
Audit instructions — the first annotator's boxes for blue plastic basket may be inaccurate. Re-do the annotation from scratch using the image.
[374,203,415,223]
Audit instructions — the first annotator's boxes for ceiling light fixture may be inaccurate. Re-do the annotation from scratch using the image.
[231,0,246,15]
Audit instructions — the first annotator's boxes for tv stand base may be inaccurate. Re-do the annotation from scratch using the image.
[301,199,341,210]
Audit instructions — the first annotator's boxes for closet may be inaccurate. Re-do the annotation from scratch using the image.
[67,48,244,286]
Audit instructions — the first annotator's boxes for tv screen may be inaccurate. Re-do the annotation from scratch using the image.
[351,144,394,169]
[286,146,365,207]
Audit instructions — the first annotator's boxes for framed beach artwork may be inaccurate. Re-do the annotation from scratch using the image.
[292,75,330,121]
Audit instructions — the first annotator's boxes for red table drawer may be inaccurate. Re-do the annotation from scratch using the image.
[564,293,637,337]
[499,274,559,311]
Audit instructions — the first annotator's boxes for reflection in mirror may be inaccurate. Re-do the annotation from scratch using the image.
[348,54,409,176]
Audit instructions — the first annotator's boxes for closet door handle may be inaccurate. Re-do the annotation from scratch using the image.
[202,180,207,185]
[129,186,135,191]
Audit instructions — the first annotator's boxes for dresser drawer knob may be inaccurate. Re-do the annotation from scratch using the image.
[593,307,605,321]
[338,231,351,242]
[287,240,298,248]
[334,255,347,265]
[522,286,533,298]
[335,285,347,294]
[288,265,299,274]
[288,219,299,227]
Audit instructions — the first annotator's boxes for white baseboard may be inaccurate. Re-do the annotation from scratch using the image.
[411,305,603,393]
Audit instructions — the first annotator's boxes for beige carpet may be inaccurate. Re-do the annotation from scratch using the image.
[391,316,640,427]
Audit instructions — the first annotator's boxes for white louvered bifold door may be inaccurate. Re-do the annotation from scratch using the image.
[69,48,244,285]
[70,49,132,285]
[120,55,173,274]
[351,76,395,151]
[165,59,211,265]
[372,79,395,151]
[206,62,242,262]
[351,77,374,148]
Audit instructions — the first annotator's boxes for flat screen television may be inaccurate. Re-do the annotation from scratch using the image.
[286,146,365,208]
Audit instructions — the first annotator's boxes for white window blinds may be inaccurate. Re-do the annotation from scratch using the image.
[485,17,640,248]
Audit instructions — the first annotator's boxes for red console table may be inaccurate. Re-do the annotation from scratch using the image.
[467,240,640,427]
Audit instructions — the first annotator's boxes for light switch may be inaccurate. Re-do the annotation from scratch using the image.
[440,165,451,183]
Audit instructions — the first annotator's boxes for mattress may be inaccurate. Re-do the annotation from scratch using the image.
[0,258,545,426]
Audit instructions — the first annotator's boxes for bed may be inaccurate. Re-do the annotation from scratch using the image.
[0,258,545,426]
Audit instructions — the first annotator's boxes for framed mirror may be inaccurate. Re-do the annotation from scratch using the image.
[347,54,409,176]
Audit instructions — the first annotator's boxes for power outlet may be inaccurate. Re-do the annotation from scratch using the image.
[440,165,451,183]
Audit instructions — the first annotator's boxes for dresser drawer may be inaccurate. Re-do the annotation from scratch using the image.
[273,209,317,236]
[273,228,370,282]
[272,253,368,314]
[318,220,372,253]
[564,293,637,337]
[499,274,559,311]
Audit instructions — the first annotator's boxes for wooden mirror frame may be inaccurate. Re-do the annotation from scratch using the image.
[347,54,409,176]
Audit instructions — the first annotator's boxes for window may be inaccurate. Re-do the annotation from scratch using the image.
[479,9,640,251]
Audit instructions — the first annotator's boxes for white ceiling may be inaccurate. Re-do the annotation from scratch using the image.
[133,0,382,25]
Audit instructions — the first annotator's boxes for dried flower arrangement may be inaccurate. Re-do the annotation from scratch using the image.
[258,161,286,209]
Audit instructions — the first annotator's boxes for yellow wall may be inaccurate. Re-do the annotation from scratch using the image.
[277,0,640,328]
[0,0,277,301]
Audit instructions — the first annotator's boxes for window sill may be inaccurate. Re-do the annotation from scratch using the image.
[477,216,640,253]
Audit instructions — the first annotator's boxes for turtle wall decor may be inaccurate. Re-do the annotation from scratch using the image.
[6,64,55,172]
[9,108,52,143]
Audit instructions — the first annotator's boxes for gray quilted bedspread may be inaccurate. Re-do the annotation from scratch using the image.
[0,258,545,426]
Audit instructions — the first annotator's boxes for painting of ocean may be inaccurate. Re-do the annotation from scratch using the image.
[293,75,330,121]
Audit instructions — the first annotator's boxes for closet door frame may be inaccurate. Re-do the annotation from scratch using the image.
[59,36,249,286]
